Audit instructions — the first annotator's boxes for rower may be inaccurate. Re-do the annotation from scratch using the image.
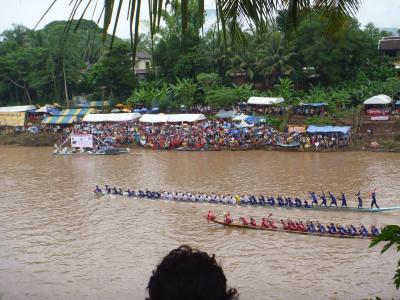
[319,192,327,207]
[329,192,338,207]
[261,217,269,228]
[207,211,216,221]
[224,212,233,224]
[306,221,316,232]
[370,189,379,209]
[118,188,123,196]
[112,187,118,195]
[258,194,266,205]
[303,200,311,208]
[240,217,249,226]
[310,191,318,206]
[105,185,111,194]
[355,190,363,208]
[294,198,302,207]
[360,225,369,237]
[94,185,102,193]
[297,221,306,232]
[280,219,289,230]
[348,225,358,236]
[370,225,380,236]
[317,222,326,233]
[340,192,348,208]
[328,223,337,234]
[277,196,284,207]
[269,197,275,206]
[338,225,348,235]
[250,217,257,226]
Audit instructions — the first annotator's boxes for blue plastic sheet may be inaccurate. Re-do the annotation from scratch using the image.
[306,125,351,135]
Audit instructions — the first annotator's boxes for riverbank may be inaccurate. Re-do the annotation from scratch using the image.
[0,132,60,146]
[1,131,400,152]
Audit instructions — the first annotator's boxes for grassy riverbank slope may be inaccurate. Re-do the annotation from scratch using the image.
[0,133,60,146]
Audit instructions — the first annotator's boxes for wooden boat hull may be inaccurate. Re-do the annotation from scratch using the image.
[208,219,372,239]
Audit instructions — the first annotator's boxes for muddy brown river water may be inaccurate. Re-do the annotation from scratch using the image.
[0,147,399,299]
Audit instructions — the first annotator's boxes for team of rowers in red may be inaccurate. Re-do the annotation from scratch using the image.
[207,211,381,237]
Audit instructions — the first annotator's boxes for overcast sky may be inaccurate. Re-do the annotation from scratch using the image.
[1,0,399,38]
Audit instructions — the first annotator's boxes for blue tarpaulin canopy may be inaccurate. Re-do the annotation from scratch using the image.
[245,116,264,124]
[140,108,149,113]
[306,125,351,135]
[300,102,327,107]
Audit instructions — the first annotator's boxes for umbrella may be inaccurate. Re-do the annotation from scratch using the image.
[245,116,263,124]
[151,107,160,113]
[140,108,149,113]
[133,108,141,113]
[111,108,121,113]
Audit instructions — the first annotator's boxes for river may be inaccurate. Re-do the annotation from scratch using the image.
[0,147,399,299]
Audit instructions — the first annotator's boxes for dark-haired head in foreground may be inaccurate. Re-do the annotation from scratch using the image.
[147,245,237,300]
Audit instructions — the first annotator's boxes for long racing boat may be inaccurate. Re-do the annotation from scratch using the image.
[208,219,373,239]
[95,190,400,213]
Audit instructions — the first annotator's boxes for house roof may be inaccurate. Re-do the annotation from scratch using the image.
[136,51,151,59]
[379,37,400,51]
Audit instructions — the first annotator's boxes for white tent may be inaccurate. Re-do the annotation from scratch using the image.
[0,105,37,112]
[139,114,169,123]
[167,114,206,123]
[82,113,141,122]
[215,110,237,118]
[363,94,393,105]
[139,114,206,123]
[247,97,285,105]
[232,113,249,121]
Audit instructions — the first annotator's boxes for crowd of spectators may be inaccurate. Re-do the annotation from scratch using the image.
[293,106,327,116]
[55,118,351,151]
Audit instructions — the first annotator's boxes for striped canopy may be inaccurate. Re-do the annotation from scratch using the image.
[59,108,94,116]
[42,115,79,124]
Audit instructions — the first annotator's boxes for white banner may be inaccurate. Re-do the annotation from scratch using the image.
[71,134,93,148]
[371,116,389,121]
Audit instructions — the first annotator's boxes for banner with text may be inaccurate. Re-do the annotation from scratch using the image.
[71,134,93,148]
[371,116,389,121]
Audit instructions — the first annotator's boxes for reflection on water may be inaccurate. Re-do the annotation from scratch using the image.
[0,147,399,299]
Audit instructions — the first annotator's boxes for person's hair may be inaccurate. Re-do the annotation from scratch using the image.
[147,245,237,300]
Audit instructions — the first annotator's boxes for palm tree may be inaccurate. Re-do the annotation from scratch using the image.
[256,32,297,88]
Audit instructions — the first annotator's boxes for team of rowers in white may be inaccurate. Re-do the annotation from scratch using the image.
[94,185,380,209]
[206,211,380,237]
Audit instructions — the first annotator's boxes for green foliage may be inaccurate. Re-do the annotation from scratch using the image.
[169,78,197,106]
[204,86,238,107]
[369,225,400,289]
[274,78,296,104]
[196,73,222,90]
[87,41,136,100]
[304,115,332,125]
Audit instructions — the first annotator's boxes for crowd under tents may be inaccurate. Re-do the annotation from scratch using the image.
[247,97,285,105]
[82,113,141,122]
[306,125,352,135]
[139,114,206,123]
[215,110,237,119]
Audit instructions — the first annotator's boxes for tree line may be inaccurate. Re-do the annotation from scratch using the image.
[0,7,398,109]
